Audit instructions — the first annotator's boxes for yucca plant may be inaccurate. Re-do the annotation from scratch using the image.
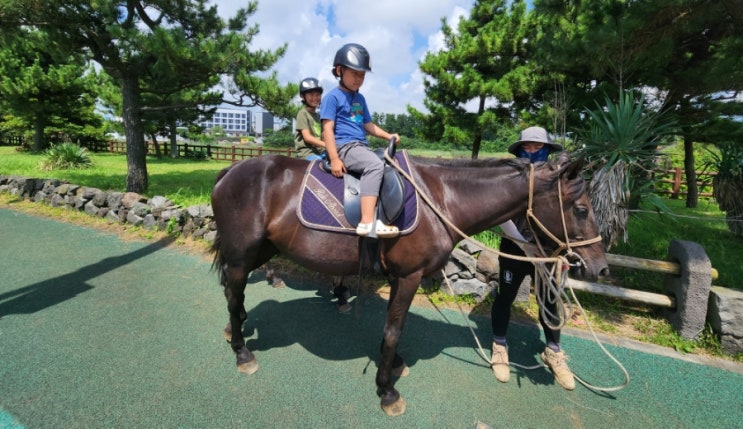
[705,142,743,236]
[576,92,675,249]
[39,142,93,171]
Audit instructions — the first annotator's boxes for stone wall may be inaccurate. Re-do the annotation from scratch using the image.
[0,175,217,243]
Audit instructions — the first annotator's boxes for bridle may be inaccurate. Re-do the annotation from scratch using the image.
[524,163,602,269]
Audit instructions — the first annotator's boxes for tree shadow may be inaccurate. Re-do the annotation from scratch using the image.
[0,236,176,318]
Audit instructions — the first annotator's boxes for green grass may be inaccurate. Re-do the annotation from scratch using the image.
[0,146,226,207]
[611,198,741,291]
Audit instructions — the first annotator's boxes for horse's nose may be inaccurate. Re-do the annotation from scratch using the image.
[599,267,610,277]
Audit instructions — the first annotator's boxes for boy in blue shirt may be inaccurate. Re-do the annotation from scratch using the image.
[320,43,400,238]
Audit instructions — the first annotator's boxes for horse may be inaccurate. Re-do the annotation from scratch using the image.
[209,151,609,416]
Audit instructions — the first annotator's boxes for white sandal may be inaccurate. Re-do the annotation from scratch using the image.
[356,220,399,238]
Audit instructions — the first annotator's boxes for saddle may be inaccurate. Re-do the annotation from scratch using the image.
[320,143,405,226]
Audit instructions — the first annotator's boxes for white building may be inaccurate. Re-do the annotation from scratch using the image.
[199,107,251,136]
[198,106,275,136]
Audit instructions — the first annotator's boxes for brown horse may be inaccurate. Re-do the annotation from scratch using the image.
[210,151,608,416]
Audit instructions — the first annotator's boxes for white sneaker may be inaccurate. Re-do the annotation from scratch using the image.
[356,220,399,238]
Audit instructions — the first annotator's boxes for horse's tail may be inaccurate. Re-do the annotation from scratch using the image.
[209,164,234,286]
[209,232,226,286]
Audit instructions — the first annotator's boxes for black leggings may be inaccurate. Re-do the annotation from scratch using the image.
[491,239,560,345]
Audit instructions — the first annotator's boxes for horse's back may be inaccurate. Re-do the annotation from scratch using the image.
[212,156,308,221]
[214,155,308,192]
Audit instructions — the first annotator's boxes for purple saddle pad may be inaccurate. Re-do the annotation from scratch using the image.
[297,151,420,235]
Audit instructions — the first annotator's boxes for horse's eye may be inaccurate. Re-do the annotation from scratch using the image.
[574,205,588,219]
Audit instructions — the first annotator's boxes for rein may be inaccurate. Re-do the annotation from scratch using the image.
[384,153,599,266]
[384,153,629,392]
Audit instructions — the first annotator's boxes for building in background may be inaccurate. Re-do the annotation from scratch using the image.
[198,106,274,136]
[198,107,250,136]
[252,111,275,136]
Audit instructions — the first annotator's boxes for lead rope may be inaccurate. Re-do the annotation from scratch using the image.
[385,153,629,392]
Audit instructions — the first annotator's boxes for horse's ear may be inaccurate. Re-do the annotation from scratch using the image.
[560,154,585,180]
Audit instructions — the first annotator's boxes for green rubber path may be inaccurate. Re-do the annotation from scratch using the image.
[1,207,742,428]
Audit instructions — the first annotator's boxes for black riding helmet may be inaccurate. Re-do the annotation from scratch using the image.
[331,43,372,77]
[299,77,323,98]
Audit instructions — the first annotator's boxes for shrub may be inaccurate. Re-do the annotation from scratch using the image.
[39,143,93,170]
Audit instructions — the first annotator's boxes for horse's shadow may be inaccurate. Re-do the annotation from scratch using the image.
[236,279,557,388]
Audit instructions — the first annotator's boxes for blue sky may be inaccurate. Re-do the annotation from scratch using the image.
[213,0,474,114]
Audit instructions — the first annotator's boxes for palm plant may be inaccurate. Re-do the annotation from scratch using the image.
[576,91,675,250]
[706,142,743,236]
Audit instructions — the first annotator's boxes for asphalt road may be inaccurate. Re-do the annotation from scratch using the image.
[1,207,742,428]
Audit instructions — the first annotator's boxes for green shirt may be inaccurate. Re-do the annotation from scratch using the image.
[294,108,323,158]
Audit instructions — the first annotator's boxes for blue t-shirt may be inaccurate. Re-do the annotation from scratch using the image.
[320,86,372,145]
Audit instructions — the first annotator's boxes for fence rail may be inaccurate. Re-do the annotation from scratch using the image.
[82,140,295,160]
[653,167,715,198]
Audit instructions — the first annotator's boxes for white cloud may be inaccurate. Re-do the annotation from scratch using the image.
[210,0,473,114]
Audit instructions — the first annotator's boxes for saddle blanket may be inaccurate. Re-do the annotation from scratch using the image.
[297,150,420,235]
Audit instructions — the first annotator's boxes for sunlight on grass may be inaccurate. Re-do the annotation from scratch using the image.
[0,146,225,206]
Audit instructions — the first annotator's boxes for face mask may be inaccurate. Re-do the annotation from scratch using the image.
[518,146,550,163]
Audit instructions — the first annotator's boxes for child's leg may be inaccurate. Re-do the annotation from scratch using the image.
[360,195,378,224]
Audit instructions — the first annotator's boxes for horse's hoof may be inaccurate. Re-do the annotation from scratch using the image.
[337,302,352,313]
[392,362,410,377]
[237,359,259,375]
[222,327,232,342]
[381,397,406,416]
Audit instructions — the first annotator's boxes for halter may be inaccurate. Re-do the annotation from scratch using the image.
[524,163,602,265]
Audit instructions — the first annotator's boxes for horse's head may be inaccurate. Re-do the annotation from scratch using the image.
[527,152,609,281]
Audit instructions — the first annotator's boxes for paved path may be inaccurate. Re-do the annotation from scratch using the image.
[1,207,742,428]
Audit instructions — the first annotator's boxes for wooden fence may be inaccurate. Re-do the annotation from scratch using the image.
[652,167,715,199]
[84,140,295,161]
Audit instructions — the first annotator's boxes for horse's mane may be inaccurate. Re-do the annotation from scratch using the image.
[412,155,529,170]
[412,153,587,199]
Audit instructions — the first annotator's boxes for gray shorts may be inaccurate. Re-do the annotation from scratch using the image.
[338,142,384,197]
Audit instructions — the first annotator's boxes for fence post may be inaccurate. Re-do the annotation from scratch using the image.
[663,239,712,339]
[672,167,682,199]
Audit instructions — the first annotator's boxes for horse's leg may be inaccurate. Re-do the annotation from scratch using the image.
[332,276,352,313]
[223,263,259,375]
[376,274,420,416]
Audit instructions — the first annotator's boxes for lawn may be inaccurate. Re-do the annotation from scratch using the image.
[0,146,226,207]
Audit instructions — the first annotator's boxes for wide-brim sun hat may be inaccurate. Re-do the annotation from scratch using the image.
[507,126,564,155]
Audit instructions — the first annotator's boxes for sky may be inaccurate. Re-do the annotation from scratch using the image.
[211,0,474,115]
